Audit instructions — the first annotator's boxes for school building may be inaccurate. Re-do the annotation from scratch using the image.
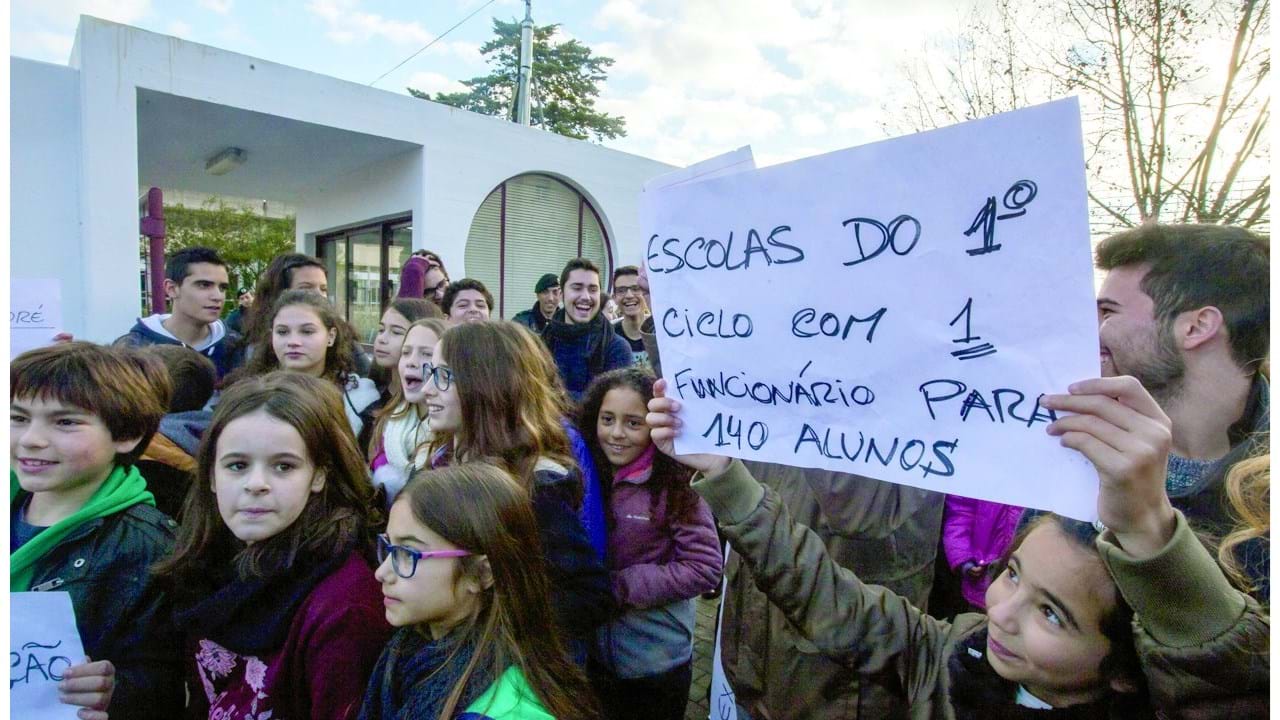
[11,15,674,343]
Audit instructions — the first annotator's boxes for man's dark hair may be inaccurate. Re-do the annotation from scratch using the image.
[166,246,226,285]
[441,278,495,314]
[139,345,217,413]
[1096,223,1269,371]
[612,265,640,289]
[560,258,601,290]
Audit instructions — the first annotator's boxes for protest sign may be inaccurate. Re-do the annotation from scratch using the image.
[641,98,1101,520]
[645,146,756,193]
[11,279,63,359]
[11,592,85,719]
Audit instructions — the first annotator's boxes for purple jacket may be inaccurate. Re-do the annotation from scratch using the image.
[606,446,722,608]
[941,495,1024,609]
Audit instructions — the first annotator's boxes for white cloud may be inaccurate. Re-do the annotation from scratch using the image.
[10,0,152,62]
[589,0,966,166]
[305,0,433,46]
[424,39,484,67]
[791,112,827,137]
[14,0,151,24]
[166,19,193,38]
[199,0,233,14]
[406,71,468,96]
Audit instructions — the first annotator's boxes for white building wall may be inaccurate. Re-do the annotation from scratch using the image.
[10,58,88,339]
[13,17,675,339]
[296,148,423,249]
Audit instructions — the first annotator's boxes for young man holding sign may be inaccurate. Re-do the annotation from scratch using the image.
[10,343,184,718]
[541,258,633,401]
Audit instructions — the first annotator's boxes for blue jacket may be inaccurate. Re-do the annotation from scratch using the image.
[114,314,244,381]
[540,311,632,401]
[563,421,607,563]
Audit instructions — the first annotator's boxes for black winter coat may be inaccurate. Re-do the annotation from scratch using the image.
[17,492,185,718]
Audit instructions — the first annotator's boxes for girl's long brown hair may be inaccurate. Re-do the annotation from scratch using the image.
[430,322,578,504]
[398,463,601,720]
[154,372,377,589]
[367,317,450,460]
[241,253,327,350]
[235,290,357,387]
[577,367,699,528]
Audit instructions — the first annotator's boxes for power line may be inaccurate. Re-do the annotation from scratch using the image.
[369,0,498,88]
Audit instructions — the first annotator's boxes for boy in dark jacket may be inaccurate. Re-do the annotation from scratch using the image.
[10,342,185,719]
[114,246,244,379]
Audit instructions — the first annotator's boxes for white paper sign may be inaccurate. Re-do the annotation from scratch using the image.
[11,279,64,359]
[10,592,86,719]
[707,545,737,720]
[642,98,1101,520]
[645,146,756,193]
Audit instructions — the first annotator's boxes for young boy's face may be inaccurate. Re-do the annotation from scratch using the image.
[10,396,136,495]
[167,262,230,325]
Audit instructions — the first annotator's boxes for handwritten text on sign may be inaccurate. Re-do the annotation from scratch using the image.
[11,279,63,359]
[11,592,86,719]
[641,99,1101,520]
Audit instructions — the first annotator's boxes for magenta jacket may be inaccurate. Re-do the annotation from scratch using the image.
[941,495,1025,609]
[607,446,722,608]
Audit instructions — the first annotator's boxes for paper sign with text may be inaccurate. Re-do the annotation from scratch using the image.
[11,592,86,719]
[642,98,1101,519]
[11,279,64,359]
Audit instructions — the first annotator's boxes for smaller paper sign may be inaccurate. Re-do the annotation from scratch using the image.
[707,545,737,720]
[10,592,86,718]
[11,279,63,359]
[645,146,756,193]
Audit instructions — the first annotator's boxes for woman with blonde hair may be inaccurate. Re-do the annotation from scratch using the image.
[367,317,450,508]
[1217,441,1269,602]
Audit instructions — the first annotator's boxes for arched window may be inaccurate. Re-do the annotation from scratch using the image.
[465,173,611,318]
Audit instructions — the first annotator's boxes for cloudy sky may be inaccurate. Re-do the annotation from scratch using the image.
[11,0,969,167]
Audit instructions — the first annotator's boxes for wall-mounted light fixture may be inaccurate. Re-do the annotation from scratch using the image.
[205,147,246,175]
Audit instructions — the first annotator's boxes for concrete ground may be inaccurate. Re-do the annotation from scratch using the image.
[684,594,720,720]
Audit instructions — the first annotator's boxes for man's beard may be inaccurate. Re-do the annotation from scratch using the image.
[1120,323,1186,404]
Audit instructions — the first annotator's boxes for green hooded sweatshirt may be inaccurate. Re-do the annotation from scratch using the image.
[10,465,156,592]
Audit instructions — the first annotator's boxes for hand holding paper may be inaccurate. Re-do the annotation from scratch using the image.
[59,658,116,720]
[646,378,732,478]
[1043,376,1177,557]
[641,98,1103,519]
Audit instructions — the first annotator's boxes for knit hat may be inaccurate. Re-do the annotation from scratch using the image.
[398,256,429,299]
[535,273,560,294]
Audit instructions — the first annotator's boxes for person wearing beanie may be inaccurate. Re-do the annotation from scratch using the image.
[513,273,562,334]
[224,287,253,335]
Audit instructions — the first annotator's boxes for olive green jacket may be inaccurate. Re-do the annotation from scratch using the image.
[715,460,944,719]
[695,460,1269,719]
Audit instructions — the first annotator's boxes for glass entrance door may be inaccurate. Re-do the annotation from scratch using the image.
[317,216,412,345]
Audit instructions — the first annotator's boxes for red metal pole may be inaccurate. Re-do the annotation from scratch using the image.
[140,188,167,314]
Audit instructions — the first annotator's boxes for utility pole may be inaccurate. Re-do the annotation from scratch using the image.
[516,0,533,126]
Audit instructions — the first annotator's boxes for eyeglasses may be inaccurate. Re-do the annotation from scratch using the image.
[614,285,645,296]
[422,362,454,391]
[377,534,471,579]
[425,278,450,297]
